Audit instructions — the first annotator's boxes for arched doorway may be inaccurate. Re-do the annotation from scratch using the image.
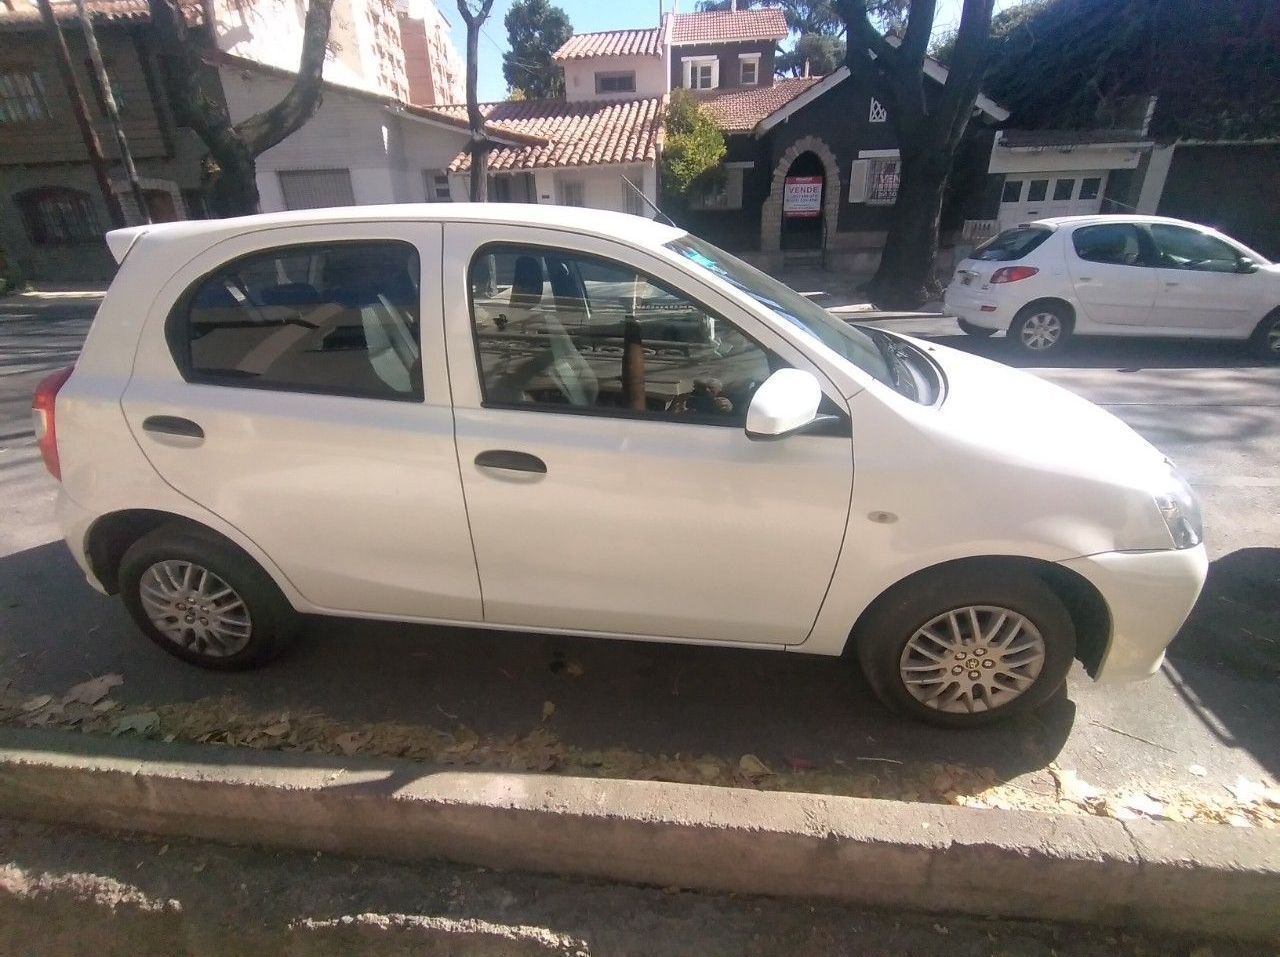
[780,151,825,252]
[761,136,841,260]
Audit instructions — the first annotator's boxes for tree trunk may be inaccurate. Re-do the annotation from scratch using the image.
[865,144,951,308]
[205,142,261,217]
[462,2,490,201]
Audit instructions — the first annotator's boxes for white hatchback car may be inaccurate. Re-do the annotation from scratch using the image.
[37,205,1208,728]
[944,215,1280,356]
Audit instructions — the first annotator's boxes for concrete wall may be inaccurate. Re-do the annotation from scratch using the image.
[562,55,667,103]
[398,0,464,105]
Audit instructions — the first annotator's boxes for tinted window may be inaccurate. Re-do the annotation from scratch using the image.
[1027,179,1048,202]
[1079,177,1101,200]
[1148,224,1243,273]
[1071,223,1145,266]
[1053,178,1074,201]
[175,241,422,401]
[1001,180,1022,203]
[970,227,1053,262]
[469,245,777,424]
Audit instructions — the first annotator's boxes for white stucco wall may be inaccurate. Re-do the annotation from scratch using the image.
[562,55,667,102]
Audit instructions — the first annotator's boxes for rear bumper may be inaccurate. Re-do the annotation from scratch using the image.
[942,286,1016,330]
[1058,545,1208,684]
[55,489,108,595]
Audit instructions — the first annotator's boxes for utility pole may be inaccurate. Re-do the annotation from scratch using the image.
[36,0,125,228]
[76,0,150,223]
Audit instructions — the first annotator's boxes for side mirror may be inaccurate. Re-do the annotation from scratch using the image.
[1237,257,1260,274]
[745,368,823,440]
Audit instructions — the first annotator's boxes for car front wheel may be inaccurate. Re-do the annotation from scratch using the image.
[855,569,1076,728]
[119,524,296,670]
[1250,309,1280,361]
[1009,303,1072,355]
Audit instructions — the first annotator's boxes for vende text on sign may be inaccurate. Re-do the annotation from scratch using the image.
[783,176,822,218]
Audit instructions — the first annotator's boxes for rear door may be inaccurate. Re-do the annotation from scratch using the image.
[1145,222,1266,332]
[121,221,481,621]
[1066,222,1158,326]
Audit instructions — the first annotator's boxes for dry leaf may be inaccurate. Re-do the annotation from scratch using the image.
[93,699,119,713]
[1122,793,1172,820]
[262,721,290,737]
[1187,764,1207,777]
[333,732,363,756]
[738,754,772,777]
[540,701,556,722]
[1050,767,1102,805]
[1228,777,1265,805]
[63,674,123,706]
[113,711,159,736]
[565,660,585,678]
[20,695,52,712]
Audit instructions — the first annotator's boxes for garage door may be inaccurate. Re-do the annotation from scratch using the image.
[998,172,1108,228]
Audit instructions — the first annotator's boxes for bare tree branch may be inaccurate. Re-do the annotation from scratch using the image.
[234,0,336,154]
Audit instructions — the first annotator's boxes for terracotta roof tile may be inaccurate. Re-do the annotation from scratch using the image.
[670,9,788,44]
[0,0,202,25]
[700,76,822,133]
[428,97,664,173]
[553,27,663,60]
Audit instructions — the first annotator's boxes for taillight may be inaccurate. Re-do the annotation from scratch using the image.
[32,366,74,481]
[990,266,1040,284]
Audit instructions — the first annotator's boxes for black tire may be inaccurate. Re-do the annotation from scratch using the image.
[854,567,1076,728]
[1008,302,1072,356]
[957,318,996,338]
[1249,310,1280,361]
[119,523,296,670]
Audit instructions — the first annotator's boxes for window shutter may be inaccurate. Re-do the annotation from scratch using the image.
[848,160,870,203]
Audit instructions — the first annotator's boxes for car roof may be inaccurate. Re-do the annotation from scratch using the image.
[106,203,687,263]
[1022,214,1214,230]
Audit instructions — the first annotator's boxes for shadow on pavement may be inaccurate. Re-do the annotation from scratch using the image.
[1164,547,1280,777]
[0,540,1075,785]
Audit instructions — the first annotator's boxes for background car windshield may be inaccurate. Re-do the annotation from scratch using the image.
[970,226,1053,261]
[666,235,896,390]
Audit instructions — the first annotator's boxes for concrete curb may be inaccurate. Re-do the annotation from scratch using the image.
[0,728,1276,939]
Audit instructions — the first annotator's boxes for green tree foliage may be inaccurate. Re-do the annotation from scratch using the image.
[660,90,728,202]
[983,0,1280,139]
[503,0,573,100]
[778,33,847,76]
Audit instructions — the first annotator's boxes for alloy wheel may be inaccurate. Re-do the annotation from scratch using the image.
[1019,312,1062,351]
[139,560,253,658]
[899,605,1046,714]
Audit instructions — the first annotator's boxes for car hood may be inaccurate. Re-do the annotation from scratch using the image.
[907,338,1171,490]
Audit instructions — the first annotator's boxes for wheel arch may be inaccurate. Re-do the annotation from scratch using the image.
[85,510,274,598]
[844,555,1112,678]
[1015,296,1077,329]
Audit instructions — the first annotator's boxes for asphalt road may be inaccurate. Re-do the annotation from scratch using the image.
[1,290,1277,806]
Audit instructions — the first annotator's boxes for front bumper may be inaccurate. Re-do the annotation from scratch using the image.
[1058,544,1208,683]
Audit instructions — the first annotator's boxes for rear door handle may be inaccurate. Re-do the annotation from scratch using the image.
[475,450,547,474]
[142,415,204,439]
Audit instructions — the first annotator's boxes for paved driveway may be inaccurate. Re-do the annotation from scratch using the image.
[1,291,1276,810]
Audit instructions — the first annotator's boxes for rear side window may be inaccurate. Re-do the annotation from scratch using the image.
[1071,223,1144,266]
[970,227,1052,262]
[170,241,422,401]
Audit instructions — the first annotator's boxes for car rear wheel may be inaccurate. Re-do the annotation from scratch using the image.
[1250,310,1280,361]
[957,318,996,338]
[855,568,1076,728]
[119,525,296,670]
[1009,303,1072,355]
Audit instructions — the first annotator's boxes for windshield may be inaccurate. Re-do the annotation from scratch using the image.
[666,234,920,397]
[971,226,1053,261]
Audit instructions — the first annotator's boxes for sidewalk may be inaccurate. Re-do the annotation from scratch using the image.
[768,266,948,319]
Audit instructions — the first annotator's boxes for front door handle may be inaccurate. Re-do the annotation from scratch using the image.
[475,450,547,474]
[142,415,204,439]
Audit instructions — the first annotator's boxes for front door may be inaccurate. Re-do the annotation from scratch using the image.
[1145,222,1264,331]
[1066,221,1158,326]
[121,222,482,621]
[442,223,853,645]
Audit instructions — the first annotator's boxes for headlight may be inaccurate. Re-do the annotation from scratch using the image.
[1153,467,1203,549]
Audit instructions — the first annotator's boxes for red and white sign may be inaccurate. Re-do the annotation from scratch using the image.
[783,176,823,218]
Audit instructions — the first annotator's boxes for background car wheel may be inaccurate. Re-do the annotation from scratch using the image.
[119,524,297,670]
[1250,309,1280,361]
[854,568,1076,728]
[957,318,996,338]
[1009,303,1072,355]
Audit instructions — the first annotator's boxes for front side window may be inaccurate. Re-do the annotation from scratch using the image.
[0,69,50,124]
[1072,223,1146,266]
[15,187,101,245]
[595,71,636,94]
[173,241,422,401]
[468,245,777,424]
[1147,224,1245,273]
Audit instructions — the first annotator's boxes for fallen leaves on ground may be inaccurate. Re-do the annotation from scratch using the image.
[0,677,1275,828]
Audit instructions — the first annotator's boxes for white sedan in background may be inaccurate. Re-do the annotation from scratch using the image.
[945,215,1280,356]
